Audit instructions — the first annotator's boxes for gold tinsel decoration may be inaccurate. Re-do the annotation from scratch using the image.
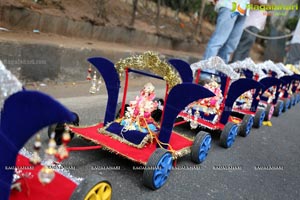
[286,64,300,74]
[115,51,181,91]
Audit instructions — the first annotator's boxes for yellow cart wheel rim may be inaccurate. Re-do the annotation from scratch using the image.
[84,182,112,200]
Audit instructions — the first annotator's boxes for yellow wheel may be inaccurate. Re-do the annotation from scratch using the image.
[71,175,112,200]
[84,182,112,200]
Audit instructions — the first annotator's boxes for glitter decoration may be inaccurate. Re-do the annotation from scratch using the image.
[86,65,92,80]
[230,58,267,80]
[190,120,198,129]
[89,71,97,94]
[0,60,22,112]
[263,60,285,78]
[19,148,83,185]
[12,168,33,191]
[57,126,71,160]
[12,170,21,184]
[44,137,57,166]
[30,134,42,165]
[276,63,293,75]
[96,76,102,92]
[190,56,240,80]
[115,51,181,91]
[38,166,55,184]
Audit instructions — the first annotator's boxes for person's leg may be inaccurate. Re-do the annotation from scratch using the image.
[285,43,300,65]
[203,7,238,60]
[217,15,247,63]
[231,26,259,62]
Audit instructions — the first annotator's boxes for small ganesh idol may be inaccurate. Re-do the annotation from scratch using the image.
[198,76,223,112]
[122,82,159,132]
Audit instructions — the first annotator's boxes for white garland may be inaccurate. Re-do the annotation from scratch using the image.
[230,58,267,80]
[0,60,22,112]
[263,60,285,78]
[276,63,293,75]
[191,56,240,80]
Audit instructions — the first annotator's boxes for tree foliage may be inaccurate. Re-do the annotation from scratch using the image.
[150,0,217,23]
[162,0,202,13]
[285,16,299,31]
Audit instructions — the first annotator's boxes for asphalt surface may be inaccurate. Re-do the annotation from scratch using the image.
[25,81,300,200]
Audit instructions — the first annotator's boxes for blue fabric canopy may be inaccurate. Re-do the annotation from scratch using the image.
[88,57,121,125]
[168,59,193,83]
[0,91,75,200]
[158,83,215,148]
[257,77,283,105]
[220,78,263,124]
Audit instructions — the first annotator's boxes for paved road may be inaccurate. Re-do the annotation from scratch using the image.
[26,82,300,200]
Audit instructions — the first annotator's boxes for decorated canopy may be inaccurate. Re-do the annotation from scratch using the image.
[115,51,181,90]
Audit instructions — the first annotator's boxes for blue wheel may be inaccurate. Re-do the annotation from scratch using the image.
[253,109,265,128]
[220,122,238,148]
[191,131,211,163]
[143,148,173,190]
[238,114,254,137]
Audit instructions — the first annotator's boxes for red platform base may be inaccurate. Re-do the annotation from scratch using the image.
[179,112,226,130]
[10,155,76,200]
[232,108,255,116]
[70,123,193,165]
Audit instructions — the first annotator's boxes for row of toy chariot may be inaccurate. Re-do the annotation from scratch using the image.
[1,52,299,199]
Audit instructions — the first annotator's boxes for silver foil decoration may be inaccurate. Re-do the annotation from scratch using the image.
[230,58,267,80]
[263,60,285,78]
[19,148,83,185]
[0,60,22,112]
[276,63,293,75]
[191,56,240,80]
[256,63,269,79]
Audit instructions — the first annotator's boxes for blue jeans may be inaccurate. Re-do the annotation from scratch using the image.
[203,7,247,63]
[232,26,260,62]
[285,43,300,65]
